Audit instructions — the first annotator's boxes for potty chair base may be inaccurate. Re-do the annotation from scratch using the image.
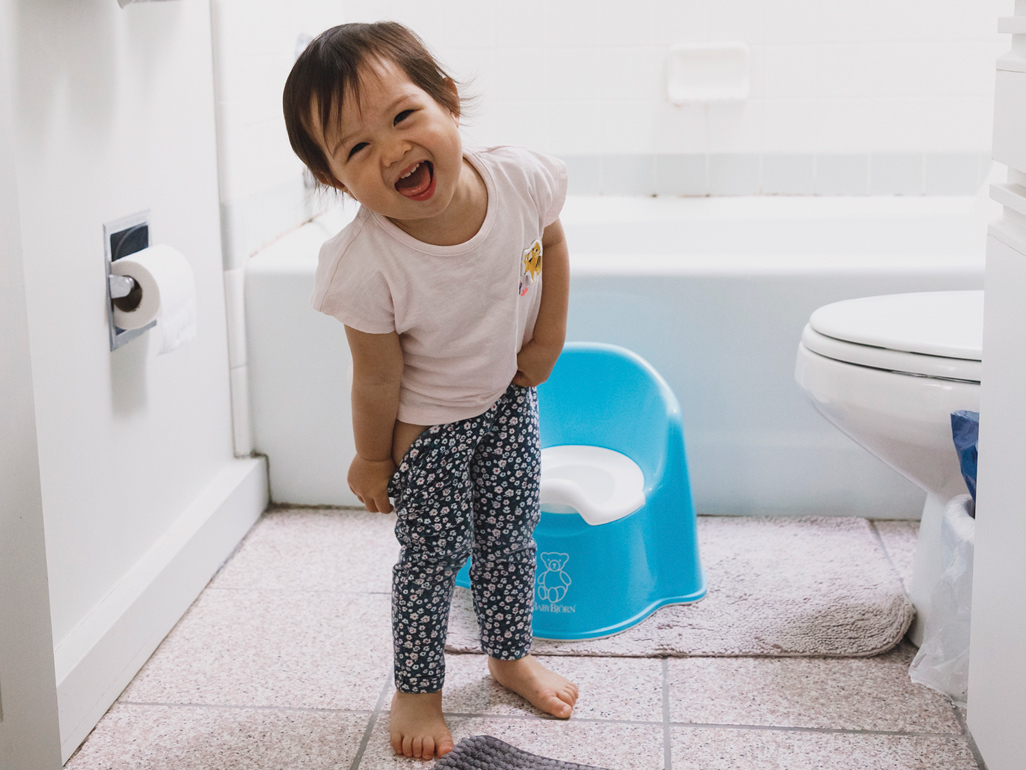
[455,502,706,641]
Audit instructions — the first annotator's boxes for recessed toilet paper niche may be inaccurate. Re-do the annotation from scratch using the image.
[665,42,751,104]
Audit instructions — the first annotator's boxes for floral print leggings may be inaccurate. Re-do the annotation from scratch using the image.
[386,383,541,693]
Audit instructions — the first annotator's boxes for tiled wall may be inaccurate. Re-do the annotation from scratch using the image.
[211,0,1010,266]
[210,0,340,270]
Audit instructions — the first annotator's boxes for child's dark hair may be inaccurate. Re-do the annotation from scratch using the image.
[283,22,462,188]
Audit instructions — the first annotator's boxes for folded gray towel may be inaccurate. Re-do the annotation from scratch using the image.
[434,735,612,770]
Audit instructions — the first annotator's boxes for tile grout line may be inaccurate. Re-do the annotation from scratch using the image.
[868,519,912,599]
[662,659,672,770]
[112,698,966,740]
[118,700,375,716]
[350,668,395,770]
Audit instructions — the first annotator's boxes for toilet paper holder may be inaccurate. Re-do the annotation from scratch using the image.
[105,210,156,351]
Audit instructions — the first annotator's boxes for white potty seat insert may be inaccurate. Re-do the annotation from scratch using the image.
[540,445,646,526]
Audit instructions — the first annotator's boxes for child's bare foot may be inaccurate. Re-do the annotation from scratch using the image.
[488,655,578,718]
[389,691,454,760]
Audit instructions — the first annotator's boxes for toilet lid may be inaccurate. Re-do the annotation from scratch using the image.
[809,291,983,361]
[802,325,982,381]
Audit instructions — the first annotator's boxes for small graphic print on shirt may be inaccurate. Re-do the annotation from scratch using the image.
[519,238,543,297]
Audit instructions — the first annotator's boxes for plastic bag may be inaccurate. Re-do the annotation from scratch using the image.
[950,410,979,508]
[908,495,975,705]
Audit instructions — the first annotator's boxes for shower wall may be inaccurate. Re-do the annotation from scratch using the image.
[211,0,1008,267]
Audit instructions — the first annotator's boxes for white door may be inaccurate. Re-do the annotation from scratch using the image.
[0,4,62,767]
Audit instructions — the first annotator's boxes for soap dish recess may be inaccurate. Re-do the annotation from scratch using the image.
[665,42,750,104]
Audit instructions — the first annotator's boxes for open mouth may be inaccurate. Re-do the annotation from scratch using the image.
[394,160,435,201]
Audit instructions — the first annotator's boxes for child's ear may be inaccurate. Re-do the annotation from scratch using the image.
[313,168,347,195]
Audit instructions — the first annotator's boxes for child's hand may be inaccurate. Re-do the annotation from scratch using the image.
[513,339,561,387]
[348,455,397,513]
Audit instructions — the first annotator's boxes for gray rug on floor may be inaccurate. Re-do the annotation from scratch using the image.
[435,735,610,770]
[446,516,914,658]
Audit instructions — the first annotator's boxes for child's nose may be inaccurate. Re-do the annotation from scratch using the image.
[382,136,411,168]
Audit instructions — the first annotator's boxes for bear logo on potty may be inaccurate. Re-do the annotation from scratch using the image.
[536,552,572,606]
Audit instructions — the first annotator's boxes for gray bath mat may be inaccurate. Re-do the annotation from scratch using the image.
[436,735,611,770]
[446,516,914,658]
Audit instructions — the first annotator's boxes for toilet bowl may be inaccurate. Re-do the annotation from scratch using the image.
[794,290,982,646]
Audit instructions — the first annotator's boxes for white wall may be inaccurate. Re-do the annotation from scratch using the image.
[0,3,62,765]
[211,0,344,270]
[10,0,267,760]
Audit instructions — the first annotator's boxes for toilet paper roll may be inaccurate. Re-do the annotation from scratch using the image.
[112,244,197,355]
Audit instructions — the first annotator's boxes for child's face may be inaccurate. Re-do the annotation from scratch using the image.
[309,58,464,228]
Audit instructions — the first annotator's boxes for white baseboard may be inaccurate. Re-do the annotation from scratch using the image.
[54,457,268,763]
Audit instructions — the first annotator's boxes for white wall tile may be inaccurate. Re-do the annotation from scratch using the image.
[708,153,758,195]
[546,0,605,48]
[563,155,603,194]
[707,100,762,153]
[656,153,708,195]
[820,0,923,44]
[602,99,661,154]
[869,153,923,195]
[489,100,552,150]
[762,153,815,194]
[548,48,604,102]
[652,101,708,154]
[601,0,680,48]
[602,154,655,195]
[916,0,1011,43]
[493,48,549,102]
[548,101,605,154]
[762,0,824,45]
[601,47,667,102]
[757,45,824,99]
[494,0,550,47]
[762,99,821,152]
[815,154,869,195]
[924,153,983,195]
[704,0,767,45]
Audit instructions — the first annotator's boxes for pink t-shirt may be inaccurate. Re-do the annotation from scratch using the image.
[311,145,568,425]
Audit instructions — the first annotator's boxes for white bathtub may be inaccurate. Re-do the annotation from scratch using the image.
[245,195,990,517]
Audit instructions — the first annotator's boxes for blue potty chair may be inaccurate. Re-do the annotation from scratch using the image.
[457,342,706,640]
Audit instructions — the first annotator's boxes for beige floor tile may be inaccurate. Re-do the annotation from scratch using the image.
[873,520,919,593]
[671,726,978,770]
[123,589,393,711]
[65,703,369,770]
[667,643,959,734]
[391,654,664,722]
[359,715,666,769]
[212,508,399,593]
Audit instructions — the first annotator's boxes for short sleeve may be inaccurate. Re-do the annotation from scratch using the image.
[521,148,568,228]
[311,228,395,334]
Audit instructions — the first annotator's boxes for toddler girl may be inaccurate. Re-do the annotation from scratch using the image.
[283,21,578,760]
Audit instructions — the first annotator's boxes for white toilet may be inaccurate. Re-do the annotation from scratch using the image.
[794,290,982,646]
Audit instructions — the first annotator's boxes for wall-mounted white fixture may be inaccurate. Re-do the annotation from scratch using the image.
[665,42,751,104]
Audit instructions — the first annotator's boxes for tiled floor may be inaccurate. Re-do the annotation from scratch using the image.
[65,510,985,770]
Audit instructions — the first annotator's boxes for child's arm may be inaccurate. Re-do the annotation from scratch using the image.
[513,218,569,387]
[344,325,404,513]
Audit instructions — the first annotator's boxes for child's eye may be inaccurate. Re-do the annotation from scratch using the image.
[347,142,367,159]
[394,109,413,126]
